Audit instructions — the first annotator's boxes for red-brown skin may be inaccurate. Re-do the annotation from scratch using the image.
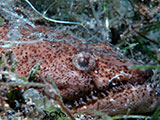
[0,23,159,116]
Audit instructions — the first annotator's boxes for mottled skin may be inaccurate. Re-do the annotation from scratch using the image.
[0,23,159,116]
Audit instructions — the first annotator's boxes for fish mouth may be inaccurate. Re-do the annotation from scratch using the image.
[64,80,141,108]
[64,81,159,116]
[63,69,158,115]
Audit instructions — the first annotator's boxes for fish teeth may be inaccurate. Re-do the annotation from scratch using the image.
[100,92,106,97]
[90,91,94,95]
[105,90,109,95]
[93,90,97,94]
[85,96,90,102]
[111,87,117,93]
[89,91,98,100]
[65,104,72,109]
[74,100,79,107]
[91,95,98,101]
[78,98,86,105]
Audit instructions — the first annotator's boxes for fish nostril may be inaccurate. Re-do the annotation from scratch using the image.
[72,51,96,71]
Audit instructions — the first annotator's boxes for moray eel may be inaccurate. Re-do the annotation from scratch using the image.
[0,23,159,116]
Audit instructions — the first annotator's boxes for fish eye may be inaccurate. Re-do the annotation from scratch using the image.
[72,51,96,71]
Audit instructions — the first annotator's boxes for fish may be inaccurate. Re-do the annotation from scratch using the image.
[0,23,159,116]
